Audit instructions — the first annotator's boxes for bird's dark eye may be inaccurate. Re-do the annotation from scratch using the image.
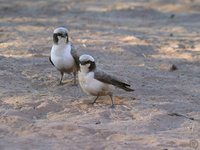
[63,33,68,37]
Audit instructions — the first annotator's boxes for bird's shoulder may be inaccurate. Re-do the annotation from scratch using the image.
[69,42,80,70]
[94,70,117,83]
[94,70,131,87]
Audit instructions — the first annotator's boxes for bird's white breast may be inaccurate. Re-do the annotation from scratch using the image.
[51,44,75,72]
[78,71,113,96]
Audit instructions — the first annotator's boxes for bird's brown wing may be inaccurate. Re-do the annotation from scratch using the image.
[94,70,134,91]
[71,43,80,70]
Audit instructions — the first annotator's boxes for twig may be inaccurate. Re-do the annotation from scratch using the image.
[168,113,197,121]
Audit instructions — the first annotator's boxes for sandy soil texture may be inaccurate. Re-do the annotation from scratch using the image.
[0,0,200,149]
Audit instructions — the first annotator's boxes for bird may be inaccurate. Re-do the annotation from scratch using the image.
[78,54,134,108]
[49,27,79,85]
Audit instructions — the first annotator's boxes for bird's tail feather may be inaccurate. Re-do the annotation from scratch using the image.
[120,85,134,92]
[114,80,134,92]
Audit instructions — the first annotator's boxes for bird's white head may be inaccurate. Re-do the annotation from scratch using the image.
[53,27,69,44]
[79,54,96,73]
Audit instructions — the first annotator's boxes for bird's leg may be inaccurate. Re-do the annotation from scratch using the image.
[73,71,77,86]
[59,72,64,85]
[90,96,99,105]
[109,94,115,108]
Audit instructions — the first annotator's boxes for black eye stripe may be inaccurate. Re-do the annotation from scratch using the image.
[80,61,91,65]
[57,33,62,36]
[56,33,68,37]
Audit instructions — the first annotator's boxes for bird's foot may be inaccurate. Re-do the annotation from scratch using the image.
[89,102,95,105]
[58,82,64,86]
[110,104,115,109]
[71,82,78,86]
[72,78,78,86]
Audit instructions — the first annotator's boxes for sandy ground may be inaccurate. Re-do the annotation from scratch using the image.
[0,0,200,149]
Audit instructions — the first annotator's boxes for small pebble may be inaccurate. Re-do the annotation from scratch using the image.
[170,64,178,71]
[170,14,175,19]
[95,121,101,125]
[178,44,186,49]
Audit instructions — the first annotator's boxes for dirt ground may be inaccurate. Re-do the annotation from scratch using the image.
[0,0,200,149]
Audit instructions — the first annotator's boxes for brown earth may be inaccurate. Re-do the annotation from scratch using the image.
[0,0,200,149]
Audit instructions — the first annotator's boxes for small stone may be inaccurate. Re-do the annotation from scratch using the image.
[170,14,175,19]
[178,44,186,49]
[95,120,101,125]
[191,44,195,49]
[131,97,136,100]
[170,64,178,71]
